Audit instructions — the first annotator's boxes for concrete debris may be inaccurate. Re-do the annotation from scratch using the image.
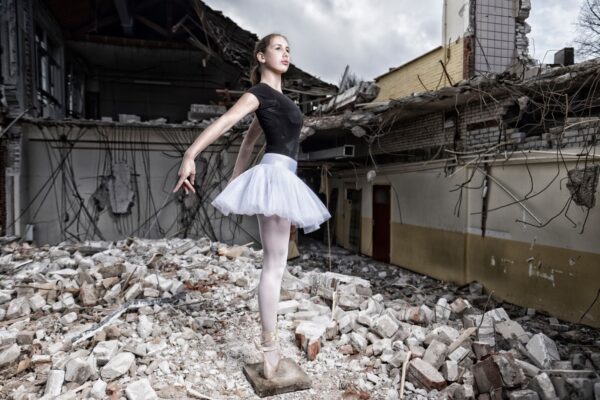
[526,332,561,369]
[90,379,107,399]
[0,238,598,399]
[408,357,447,390]
[508,388,540,399]
[0,343,21,367]
[65,356,96,384]
[101,352,135,380]
[43,369,65,396]
[125,378,158,400]
[527,372,557,400]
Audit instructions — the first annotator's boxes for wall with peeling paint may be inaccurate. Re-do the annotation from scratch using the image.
[331,155,600,328]
[19,123,263,246]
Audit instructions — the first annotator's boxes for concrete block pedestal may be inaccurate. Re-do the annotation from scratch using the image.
[243,357,311,397]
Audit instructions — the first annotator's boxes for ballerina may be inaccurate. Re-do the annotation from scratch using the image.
[173,33,331,380]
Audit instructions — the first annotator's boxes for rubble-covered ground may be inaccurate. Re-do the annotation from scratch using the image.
[0,236,599,400]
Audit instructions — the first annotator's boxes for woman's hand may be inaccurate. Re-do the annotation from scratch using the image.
[173,155,196,195]
[171,93,260,195]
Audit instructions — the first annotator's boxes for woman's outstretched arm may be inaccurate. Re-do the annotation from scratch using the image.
[229,116,263,183]
[173,93,259,194]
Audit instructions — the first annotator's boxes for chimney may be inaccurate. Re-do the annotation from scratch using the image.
[554,48,574,66]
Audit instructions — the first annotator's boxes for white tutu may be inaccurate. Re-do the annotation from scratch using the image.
[211,152,331,233]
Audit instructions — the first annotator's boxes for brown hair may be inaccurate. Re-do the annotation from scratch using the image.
[250,33,288,86]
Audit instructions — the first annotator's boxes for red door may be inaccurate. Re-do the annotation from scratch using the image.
[372,185,390,263]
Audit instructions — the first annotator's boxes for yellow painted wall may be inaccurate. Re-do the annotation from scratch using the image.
[387,222,600,328]
[466,233,600,328]
[331,156,600,328]
[391,223,466,284]
[374,39,464,101]
[361,217,373,257]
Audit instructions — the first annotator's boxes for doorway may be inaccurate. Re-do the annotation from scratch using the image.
[372,185,390,263]
[346,188,361,253]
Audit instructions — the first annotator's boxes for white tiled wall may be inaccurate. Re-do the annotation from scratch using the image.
[474,0,516,74]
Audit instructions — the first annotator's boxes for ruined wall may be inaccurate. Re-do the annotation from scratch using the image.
[0,0,67,235]
[331,90,600,327]
[332,153,600,328]
[70,42,234,123]
[0,0,67,118]
[373,40,464,102]
[473,0,517,75]
[374,0,534,101]
[371,113,447,155]
[97,80,211,123]
[19,123,262,246]
[0,140,6,235]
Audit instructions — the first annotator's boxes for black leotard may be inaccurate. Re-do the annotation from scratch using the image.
[246,82,304,160]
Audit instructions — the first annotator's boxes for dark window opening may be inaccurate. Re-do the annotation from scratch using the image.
[35,24,61,112]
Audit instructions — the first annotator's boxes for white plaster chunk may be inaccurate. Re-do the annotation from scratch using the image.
[44,369,65,396]
[124,283,142,301]
[435,297,451,320]
[372,314,399,338]
[526,333,560,369]
[28,293,47,311]
[101,352,135,380]
[0,344,21,367]
[125,378,158,400]
[60,312,78,325]
[277,299,299,315]
[90,379,107,399]
[65,357,96,384]
[137,315,153,339]
[423,339,448,369]
[350,332,368,353]
[93,340,119,366]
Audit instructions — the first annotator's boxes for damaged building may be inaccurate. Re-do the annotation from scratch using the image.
[301,0,600,330]
[0,0,336,246]
[1,0,600,399]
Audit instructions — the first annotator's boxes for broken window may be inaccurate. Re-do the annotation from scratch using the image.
[34,24,61,112]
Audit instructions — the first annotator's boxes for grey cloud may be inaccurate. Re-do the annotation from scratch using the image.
[203,0,584,84]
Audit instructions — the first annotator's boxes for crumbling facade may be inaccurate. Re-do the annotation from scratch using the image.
[0,0,336,245]
[299,1,600,330]
[307,59,600,330]
[373,0,535,102]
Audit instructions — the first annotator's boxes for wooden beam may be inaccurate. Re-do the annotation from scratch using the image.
[74,0,162,34]
[113,0,134,35]
[134,14,170,37]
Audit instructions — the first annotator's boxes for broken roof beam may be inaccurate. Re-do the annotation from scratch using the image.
[74,0,162,34]
[113,0,134,35]
[299,111,379,141]
[317,81,380,113]
[134,14,170,37]
[169,10,222,62]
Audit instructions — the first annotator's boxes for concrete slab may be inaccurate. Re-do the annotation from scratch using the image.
[243,357,311,397]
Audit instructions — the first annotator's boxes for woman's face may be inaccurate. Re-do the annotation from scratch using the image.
[259,36,290,74]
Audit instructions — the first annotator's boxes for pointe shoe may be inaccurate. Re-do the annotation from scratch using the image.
[254,327,280,379]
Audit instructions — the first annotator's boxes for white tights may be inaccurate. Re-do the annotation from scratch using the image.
[257,213,291,332]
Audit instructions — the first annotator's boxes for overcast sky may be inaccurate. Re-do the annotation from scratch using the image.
[203,0,584,85]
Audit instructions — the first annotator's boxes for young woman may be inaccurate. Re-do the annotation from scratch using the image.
[173,33,331,379]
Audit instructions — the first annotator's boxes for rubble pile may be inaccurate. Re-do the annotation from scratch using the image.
[289,248,600,399]
[0,237,598,399]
